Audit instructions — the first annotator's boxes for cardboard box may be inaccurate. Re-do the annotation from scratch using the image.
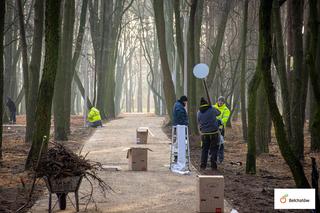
[136,127,148,144]
[196,175,224,213]
[127,147,151,171]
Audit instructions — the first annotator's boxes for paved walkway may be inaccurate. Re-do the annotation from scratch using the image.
[30,113,231,212]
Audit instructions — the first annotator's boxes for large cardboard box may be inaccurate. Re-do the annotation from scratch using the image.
[136,127,148,144]
[127,147,150,171]
[196,175,224,213]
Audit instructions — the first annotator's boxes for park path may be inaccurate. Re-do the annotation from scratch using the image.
[30,113,231,213]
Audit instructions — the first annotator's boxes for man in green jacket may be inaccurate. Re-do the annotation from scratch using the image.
[214,96,230,163]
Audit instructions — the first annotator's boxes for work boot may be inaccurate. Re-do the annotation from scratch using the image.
[211,162,217,170]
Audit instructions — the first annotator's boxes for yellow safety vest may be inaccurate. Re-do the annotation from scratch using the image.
[213,103,230,127]
[88,107,102,123]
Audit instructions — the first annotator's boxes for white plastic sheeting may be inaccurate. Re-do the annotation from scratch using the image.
[171,125,190,175]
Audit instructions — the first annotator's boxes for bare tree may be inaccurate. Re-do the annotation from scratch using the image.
[26,0,61,168]
[17,0,30,137]
[53,0,75,141]
[0,0,5,160]
[153,0,176,121]
[207,0,232,93]
[307,0,320,151]
[260,0,310,188]
[240,0,248,142]
[25,0,44,143]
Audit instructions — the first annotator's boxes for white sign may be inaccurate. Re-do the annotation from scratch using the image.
[193,63,209,79]
[274,188,315,209]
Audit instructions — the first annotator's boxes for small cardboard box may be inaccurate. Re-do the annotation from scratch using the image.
[136,127,148,144]
[126,147,151,171]
[196,175,224,213]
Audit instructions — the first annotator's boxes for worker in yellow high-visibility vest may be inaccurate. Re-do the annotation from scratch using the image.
[213,96,230,163]
[87,106,103,128]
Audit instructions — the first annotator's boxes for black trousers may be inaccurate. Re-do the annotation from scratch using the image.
[201,134,219,169]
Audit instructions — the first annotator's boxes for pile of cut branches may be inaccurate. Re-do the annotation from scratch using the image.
[17,141,112,212]
[35,142,92,178]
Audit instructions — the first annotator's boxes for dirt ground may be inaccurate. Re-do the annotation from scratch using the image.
[187,120,320,213]
[30,113,233,213]
[0,115,93,213]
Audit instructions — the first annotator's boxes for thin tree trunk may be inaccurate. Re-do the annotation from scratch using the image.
[290,0,305,159]
[272,0,292,145]
[246,69,260,174]
[240,0,249,142]
[17,0,29,125]
[26,0,61,169]
[105,0,128,119]
[25,0,44,143]
[153,0,176,121]
[255,81,271,155]
[65,0,88,131]
[74,72,92,108]
[4,0,13,113]
[53,0,74,141]
[173,0,184,84]
[308,0,320,152]
[195,0,204,103]
[138,46,143,112]
[260,0,310,188]
[207,0,232,91]
[0,0,5,159]
[96,0,112,119]
[187,0,199,134]
[147,86,150,113]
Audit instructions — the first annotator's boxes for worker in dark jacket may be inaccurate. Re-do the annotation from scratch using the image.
[197,97,221,170]
[6,97,16,124]
[172,95,188,126]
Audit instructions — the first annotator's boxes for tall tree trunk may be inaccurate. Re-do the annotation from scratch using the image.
[0,0,5,159]
[147,86,150,113]
[3,0,13,123]
[25,0,44,143]
[207,0,232,92]
[62,0,75,133]
[138,47,143,112]
[53,0,75,141]
[240,0,249,142]
[308,0,320,152]
[65,0,88,131]
[125,68,128,112]
[164,0,174,75]
[272,0,292,146]
[173,0,184,68]
[17,0,29,126]
[74,72,92,108]
[26,0,61,169]
[255,81,271,155]
[96,0,112,119]
[187,0,199,134]
[246,69,260,174]
[261,0,310,188]
[153,0,176,121]
[290,0,305,159]
[194,0,204,103]
[105,0,129,119]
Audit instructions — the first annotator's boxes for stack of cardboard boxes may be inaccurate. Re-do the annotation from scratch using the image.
[196,175,224,213]
[127,127,150,171]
